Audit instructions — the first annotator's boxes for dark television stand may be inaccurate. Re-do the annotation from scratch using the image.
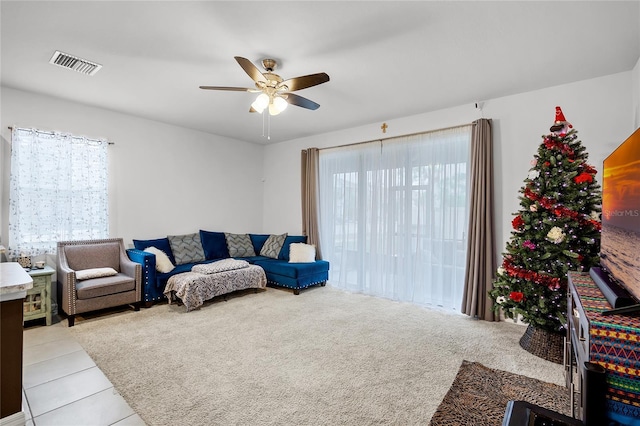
[589,267,640,316]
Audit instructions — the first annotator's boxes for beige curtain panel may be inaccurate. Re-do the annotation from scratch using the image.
[461,118,496,321]
[301,148,322,259]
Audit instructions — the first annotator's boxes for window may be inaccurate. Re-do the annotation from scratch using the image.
[319,126,471,310]
[8,127,109,257]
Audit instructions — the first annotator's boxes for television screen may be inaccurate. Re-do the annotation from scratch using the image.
[600,127,640,301]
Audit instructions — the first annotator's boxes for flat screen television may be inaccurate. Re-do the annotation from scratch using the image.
[598,127,640,313]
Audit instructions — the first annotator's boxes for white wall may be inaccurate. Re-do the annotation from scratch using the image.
[262,71,634,265]
[0,87,265,251]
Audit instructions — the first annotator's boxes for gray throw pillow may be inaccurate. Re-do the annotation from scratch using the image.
[168,233,206,265]
[225,233,256,257]
[260,233,287,259]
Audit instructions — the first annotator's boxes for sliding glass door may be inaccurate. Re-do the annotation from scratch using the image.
[319,126,471,310]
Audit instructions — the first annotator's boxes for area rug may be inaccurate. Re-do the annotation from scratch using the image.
[430,360,571,426]
[69,286,566,425]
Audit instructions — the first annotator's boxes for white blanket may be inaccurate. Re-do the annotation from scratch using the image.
[191,259,249,274]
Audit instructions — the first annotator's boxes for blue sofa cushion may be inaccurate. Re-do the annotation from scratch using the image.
[155,262,194,288]
[278,235,307,261]
[249,234,270,254]
[254,259,329,279]
[200,230,230,260]
[133,237,176,265]
[233,255,270,264]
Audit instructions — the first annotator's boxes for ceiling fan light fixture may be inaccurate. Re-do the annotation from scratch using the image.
[268,102,281,116]
[200,56,329,121]
[273,96,288,113]
[251,93,269,113]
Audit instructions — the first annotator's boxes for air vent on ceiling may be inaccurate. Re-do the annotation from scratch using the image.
[49,51,102,76]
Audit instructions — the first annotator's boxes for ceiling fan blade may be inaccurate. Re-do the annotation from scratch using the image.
[280,73,330,92]
[285,93,320,110]
[234,56,267,84]
[199,86,253,91]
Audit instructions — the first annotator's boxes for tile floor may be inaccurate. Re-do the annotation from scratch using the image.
[22,316,146,426]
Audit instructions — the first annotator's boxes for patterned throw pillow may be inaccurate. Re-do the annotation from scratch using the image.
[259,233,288,259]
[225,233,256,257]
[167,233,206,265]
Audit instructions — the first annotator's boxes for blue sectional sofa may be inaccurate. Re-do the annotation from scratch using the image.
[127,230,329,305]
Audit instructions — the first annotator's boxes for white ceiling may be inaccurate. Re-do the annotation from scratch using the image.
[2,1,639,145]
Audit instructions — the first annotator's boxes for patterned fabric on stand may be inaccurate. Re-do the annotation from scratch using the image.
[570,271,640,423]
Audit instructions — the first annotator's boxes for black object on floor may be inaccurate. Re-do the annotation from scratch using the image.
[502,400,583,426]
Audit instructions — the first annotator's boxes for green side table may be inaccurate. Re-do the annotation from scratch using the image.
[24,266,54,326]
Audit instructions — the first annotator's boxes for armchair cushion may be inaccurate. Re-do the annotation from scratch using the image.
[64,242,121,271]
[75,267,118,280]
[76,274,135,299]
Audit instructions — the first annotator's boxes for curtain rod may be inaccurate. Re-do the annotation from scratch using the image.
[318,122,474,152]
[7,126,115,145]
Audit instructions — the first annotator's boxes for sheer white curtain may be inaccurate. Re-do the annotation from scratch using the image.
[319,126,471,310]
[8,127,109,257]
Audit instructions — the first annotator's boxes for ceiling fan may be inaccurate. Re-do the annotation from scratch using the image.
[200,56,330,116]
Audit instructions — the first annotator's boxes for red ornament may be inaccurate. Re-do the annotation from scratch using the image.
[574,172,594,184]
[510,291,524,303]
[512,215,525,230]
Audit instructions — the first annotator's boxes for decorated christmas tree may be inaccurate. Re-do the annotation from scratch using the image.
[490,107,602,337]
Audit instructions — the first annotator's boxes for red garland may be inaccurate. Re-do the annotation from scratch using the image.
[523,187,601,231]
[543,137,575,158]
[582,164,597,175]
[502,257,564,290]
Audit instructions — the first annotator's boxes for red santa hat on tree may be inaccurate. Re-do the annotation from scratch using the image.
[550,106,573,136]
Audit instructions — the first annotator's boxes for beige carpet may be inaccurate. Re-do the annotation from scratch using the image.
[430,361,571,425]
[69,286,565,425]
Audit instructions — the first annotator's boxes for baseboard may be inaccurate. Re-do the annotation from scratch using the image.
[0,411,26,426]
